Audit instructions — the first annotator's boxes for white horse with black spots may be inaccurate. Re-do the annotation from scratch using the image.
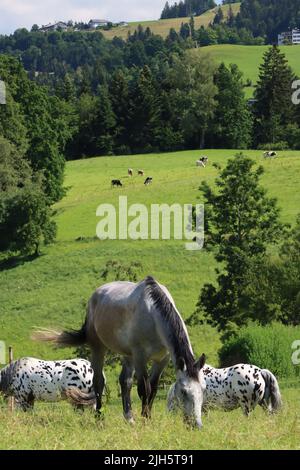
[168,362,282,418]
[0,358,94,411]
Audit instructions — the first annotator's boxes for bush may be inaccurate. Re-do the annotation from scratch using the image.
[219,323,300,379]
[258,141,289,151]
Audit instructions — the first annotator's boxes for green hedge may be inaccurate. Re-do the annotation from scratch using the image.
[219,323,300,379]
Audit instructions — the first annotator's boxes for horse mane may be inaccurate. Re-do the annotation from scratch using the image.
[144,276,198,379]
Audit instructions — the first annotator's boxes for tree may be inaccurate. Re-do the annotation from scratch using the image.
[197,153,285,333]
[109,70,130,153]
[214,7,224,25]
[168,51,217,148]
[0,186,56,255]
[0,136,31,192]
[0,136,56,256]
[253,46,296,147]
[209,63,252,148]
[94,85,116,156]
[128,66,161,153]
[241,215,300,326]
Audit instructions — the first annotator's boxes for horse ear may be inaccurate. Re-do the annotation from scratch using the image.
[177,357,186,372]
[195,353,206,371]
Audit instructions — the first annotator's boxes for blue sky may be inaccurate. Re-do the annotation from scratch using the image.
[0,0,222,35]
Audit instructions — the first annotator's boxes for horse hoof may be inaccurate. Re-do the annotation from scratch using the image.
[124,413,135,425]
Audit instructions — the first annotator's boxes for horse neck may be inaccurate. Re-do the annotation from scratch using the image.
[145,276,197,378]
[157,301,196,377]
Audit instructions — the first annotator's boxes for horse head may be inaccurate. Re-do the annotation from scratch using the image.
[174,353,206,429]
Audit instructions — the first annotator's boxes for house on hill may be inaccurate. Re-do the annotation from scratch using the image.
[278,29,300,45]
[40,21,68,32]
[88,19,109,29]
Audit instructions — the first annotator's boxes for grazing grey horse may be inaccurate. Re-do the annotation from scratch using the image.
[34,276,206,428]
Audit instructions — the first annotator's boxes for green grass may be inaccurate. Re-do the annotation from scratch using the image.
[0,386,299,450]
[198,44,300,97]
[101,3,241,40]
[0,148,300,449]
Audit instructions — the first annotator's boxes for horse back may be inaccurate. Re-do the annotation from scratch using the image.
[85,280,164,358]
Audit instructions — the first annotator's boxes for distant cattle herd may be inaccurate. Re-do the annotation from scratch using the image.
[111,169,152,188]
[111,152,279,188]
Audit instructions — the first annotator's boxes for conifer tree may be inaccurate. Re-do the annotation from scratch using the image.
[253,46,295,146]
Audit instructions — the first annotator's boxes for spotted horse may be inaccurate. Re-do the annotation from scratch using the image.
[168,362,282,418]
[0,357,94,411]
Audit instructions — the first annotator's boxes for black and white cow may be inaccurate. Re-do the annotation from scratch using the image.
[263,151,277,158]
[0,358,94,411]
[144,177,153,186]
[111,179,123,187]
[168,363,282,418]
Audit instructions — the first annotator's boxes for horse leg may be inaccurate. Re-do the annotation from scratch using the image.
[91,347,106,416]
[18,391,35,412]
[134,357,151,419]
[148,355,169,412]
[119,357,135,424]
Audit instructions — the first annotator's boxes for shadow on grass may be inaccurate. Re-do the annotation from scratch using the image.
[0,252,45,272]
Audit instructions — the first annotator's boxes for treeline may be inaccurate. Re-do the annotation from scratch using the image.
[0,55,73,256]
[161,0,216,19]
[235,0,300,43]
[164,0,300,46]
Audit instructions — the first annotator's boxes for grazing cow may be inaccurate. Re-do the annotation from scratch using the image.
[196,157,208,167]
[144,177,153,186]
[0,358,94,411]
[128,169,133,177]
[111,179,123,187]
[168,362,282,418]
[263,151,277,158]
[138,170,144,176]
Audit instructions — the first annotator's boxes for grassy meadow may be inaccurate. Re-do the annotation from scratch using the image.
[198,44,300,98]
[101,3,241,40]
[0,148,300,449]
[0,387,299,450]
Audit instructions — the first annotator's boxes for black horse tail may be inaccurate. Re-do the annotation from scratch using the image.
[32,320,87,348]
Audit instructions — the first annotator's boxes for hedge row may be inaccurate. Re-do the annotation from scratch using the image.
[219,323,300,379]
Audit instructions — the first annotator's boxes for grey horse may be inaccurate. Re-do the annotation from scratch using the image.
[34,276,206,428]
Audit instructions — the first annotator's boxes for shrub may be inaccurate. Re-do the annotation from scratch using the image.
[258,141,289,151]
[219,323,300,379]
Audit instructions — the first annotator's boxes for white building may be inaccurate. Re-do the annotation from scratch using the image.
[39,22,68,32]
[88,19,109,29]
[278,29,300,45]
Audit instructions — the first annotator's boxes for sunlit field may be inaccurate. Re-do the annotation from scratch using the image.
[1,148,300,449]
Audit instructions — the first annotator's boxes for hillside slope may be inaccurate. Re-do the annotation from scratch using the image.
[0,149,299,364]
[102,3,241,39]
[198,44,300,97]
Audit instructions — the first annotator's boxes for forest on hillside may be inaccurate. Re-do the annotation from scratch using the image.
[161,0,300,44]
[161,0,216,19]
[1,1,300,257]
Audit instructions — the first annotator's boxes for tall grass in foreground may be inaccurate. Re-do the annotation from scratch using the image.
[0,388,299,450]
